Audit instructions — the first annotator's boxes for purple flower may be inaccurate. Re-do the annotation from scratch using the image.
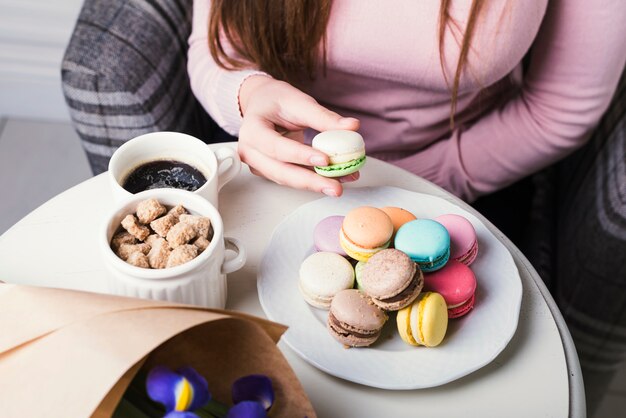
[146,366,211,413]
[231,375,274,411]
[143,367,274,418]
[164,412,200,418]
[226,401,267,418]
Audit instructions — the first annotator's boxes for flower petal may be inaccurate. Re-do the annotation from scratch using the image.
[226,401,267,418]
[146,366,183,412]
[164,411,200,418]
[231,375,274,411]
[176,366,211,410]
[174,377,193,411]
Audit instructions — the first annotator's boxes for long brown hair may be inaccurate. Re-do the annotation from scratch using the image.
[438,0,485,127]
[208,0,485,125]
[208,0,332,82]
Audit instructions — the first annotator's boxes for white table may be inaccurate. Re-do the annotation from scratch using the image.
[0,143,584,417]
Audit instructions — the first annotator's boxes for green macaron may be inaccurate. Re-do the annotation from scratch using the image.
[312,130,366,178]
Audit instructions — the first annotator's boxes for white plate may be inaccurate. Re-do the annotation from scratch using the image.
[257,186,522,389]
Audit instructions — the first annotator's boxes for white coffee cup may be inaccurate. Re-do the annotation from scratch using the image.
[108,132,241,208]
[101,188,246,308]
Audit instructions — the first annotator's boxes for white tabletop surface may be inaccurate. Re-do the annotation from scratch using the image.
[0,143,583,417]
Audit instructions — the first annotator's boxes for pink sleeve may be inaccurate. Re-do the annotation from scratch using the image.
[187,0,270,136]
[395,0,626,202]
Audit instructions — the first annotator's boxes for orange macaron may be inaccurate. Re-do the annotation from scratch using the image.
[339,206,394,262]
[380,206,417,240]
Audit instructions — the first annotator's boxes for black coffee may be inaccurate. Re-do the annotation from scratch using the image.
[122,160,207,193]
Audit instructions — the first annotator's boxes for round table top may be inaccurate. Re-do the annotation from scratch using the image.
[0,143,583,417]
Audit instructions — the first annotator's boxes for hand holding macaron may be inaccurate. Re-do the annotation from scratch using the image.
[238,75,362,197]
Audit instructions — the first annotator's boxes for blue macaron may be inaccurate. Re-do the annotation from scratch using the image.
[394,219,450,272]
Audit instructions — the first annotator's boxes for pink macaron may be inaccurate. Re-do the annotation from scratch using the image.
[423,260,477,318]
[434,214,478,266]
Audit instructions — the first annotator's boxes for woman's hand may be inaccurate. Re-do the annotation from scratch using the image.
[238,75,361,196]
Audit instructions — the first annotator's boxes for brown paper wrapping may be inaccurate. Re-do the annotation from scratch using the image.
[0,284,315,417]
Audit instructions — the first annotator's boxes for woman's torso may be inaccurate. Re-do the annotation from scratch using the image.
[300,0,549,160]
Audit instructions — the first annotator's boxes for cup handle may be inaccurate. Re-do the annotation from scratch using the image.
[215,147,242,191]
[221,237,246,275]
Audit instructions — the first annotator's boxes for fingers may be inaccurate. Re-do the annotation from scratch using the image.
[241,117,328,166]
[308,108,360,133]
[240,117,361,194]
[246,78,360,133]
[238,78,362,196]
[282,130,305,144]
[338,171,360,183]
[239,146,344,197]
[282,96,360,133]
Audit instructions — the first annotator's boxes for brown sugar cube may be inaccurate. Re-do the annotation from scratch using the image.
[148,237,171,269]
[166,244,198,268]
[150,214,179,238]
[121,214,150,241]
[117,243,151,260]
[145,234,161,247]
[179,214,211,239]
[168,204,188,220]
[110,231,137,251]
[126,252,150,268]
[193,236,210,253]
[136,198,166,224]
[166,222,197,248]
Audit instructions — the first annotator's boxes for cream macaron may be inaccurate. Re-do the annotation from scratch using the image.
[311,130,366,178]
[298,252,355,309]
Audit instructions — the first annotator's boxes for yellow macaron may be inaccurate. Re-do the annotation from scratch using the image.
[396,292,448,347]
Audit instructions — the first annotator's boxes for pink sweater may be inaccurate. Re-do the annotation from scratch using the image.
[188,0,626,201]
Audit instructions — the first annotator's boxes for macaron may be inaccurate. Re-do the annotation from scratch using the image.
[327,289,388,347]
[340,206,393,262]
[423,260,477,318]
[396,292,448,347]
[311,130,366,178]
[380,207,417,240]
[354,260,366,291]
[434,214,478,266]
[299,252,355,309]
[313,215,348,256]
[394,219,450,272]
[359,249,424,311]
